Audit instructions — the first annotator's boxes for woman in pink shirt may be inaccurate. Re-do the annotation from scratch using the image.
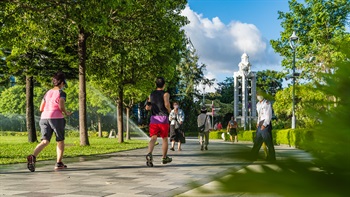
[27,72,72,172]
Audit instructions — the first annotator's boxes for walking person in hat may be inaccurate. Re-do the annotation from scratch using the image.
[197,106,211,151]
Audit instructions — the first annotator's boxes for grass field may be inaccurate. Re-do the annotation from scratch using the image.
[0,136,149,165]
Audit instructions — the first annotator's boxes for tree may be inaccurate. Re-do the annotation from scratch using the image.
[273,83,326,128]
[216,77,234,104]
[167,41,209,134]
[0,85,47,132]
[88,0,188,143]
[0,1,77,142]
[256,70,284,98]
[270,0,350,81]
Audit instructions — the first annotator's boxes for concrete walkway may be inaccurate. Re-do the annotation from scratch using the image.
[0,138,313,197]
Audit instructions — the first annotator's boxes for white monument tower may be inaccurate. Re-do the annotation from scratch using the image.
[233,53,257,130]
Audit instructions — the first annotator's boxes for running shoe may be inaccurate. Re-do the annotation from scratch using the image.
[146,153,153,167]
[54,162,67,170]
[161,156,172,164]
[27,155,36,172]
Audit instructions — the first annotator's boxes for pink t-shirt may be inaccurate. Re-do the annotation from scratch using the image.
[40,89,66,119]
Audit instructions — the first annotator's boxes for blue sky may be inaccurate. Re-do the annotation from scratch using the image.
[183,0,291,91]
[188,0,289,40]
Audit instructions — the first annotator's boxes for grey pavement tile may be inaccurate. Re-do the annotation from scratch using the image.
[70,190,114,197]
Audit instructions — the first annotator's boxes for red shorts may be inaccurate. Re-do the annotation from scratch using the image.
[149,123,169,138]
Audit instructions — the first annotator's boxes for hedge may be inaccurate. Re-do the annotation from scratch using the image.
[209,128,315,148]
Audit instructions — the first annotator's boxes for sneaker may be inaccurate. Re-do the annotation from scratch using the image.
[205,146,208,150]
[161,156,172,164]
[54,162,67,170]
[146,153,153,167]
[170,147,175,151]
[27,155,36,172]
[200,146,204,151]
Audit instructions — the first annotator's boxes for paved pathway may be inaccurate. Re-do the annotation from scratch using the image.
[0,138,312,197]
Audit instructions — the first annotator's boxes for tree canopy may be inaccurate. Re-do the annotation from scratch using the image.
[270,0,350,81]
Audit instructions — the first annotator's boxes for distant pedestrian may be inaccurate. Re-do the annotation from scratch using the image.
[169,101,185,151]
[27,72,72,172]
[217,122,223,130]
[213,122,218,130]
[227,116,238,142]
[197,106,211,151]
[251,91,276,161]
[145,77,172,167]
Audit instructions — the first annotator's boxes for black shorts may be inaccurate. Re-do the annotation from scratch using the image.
[39,119,66,142]
[229,128,237,136]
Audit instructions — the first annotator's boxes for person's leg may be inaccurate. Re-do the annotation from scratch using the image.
[34,119,53,157]
[147,123,158,154]
[229,131,233,141]
[56,140,64,163]
[262,125,276,161]
[170,141,175,150]
[162,137,169,158]
[50,119,68,169]
[234,130,238,142]
[199,132,204,150]
[148,135,158,154]
[204,131,209,150]
[33,140,50,157]
[28,119,53,172]
[169,125,176,150]
[175,129,182,150]
[251,128,264,160]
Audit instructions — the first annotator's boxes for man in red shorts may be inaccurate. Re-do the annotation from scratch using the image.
[145,77,172,166]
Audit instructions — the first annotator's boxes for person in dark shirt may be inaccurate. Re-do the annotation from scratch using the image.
[145,77,172,166]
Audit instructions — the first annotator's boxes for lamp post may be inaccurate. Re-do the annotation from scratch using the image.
[289,31,299,129]
[202,85,205,106]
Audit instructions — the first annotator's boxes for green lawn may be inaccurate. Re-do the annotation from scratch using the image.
[0,136,149,165]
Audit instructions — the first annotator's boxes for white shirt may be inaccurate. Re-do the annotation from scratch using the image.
[257,99,272,127]
[169,108,184,125]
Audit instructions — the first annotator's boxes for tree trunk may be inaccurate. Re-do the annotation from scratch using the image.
[78,27,90,146]
[126,107,130,140]
[26,76,37,142]
[117,86,124,143]
[98,115,102,137]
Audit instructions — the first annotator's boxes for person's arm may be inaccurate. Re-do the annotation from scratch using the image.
[206,116,211,130]
[260,102,272,130]
[145,96,152,111]
[39,99,45,112]
[169,110,174,121]
[163,92,171,114]
[263,103,272,127]
[179,109,184,124]
[59,98,72,116]
[233,121,238,128]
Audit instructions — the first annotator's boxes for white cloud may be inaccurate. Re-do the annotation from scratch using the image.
[181,5,282,92]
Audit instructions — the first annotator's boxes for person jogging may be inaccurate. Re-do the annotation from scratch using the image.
[145,77,172,166]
